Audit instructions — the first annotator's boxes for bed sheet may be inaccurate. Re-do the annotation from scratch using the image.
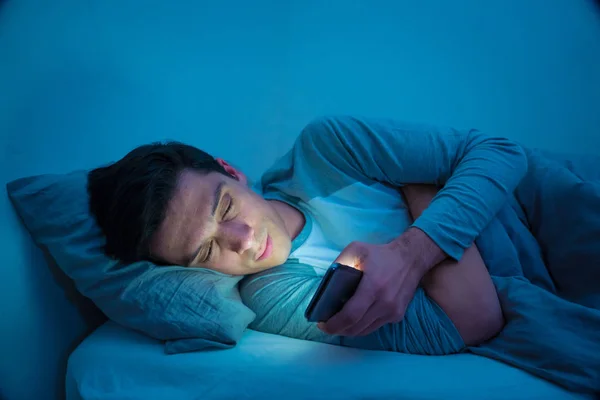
[66,321,589,400]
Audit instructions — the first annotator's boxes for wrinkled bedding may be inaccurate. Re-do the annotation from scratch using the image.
[67,321,589,400]
[469,148,600,393]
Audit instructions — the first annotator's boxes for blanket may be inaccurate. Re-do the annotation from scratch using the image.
[471,148,600,394]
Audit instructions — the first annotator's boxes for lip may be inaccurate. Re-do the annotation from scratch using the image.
[257,235,272,261]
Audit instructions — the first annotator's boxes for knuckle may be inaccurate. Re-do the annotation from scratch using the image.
[346,303,362,319]
[338,313,356,327]
[382,296,396,310]
[342,304,363,324]
[370,277,387,293]
[361,285,379,303]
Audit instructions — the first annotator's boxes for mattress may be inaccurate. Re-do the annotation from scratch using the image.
[66,321,588,400]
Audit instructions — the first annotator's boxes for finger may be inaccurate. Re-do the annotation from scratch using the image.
[341,287,401,337]
[321,277,376,335]
[347,283,410,337]
[339,302,383,337]
[333,242,368,271]
[355,317,388,337]
[333,252,357,270]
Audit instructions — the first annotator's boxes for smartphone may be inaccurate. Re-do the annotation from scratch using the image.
[305,263,363,323]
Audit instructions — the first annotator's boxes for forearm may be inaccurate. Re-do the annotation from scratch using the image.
[303,116,528,263]
[398,185,504,346]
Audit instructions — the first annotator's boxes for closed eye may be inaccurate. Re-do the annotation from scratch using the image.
[202,241,214,263]
[223,198,234,219]
[201,197,233,264]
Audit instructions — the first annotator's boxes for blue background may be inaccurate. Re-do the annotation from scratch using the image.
[1,1,599,399]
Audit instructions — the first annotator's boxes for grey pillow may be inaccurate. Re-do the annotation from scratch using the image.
[7,169,255,353]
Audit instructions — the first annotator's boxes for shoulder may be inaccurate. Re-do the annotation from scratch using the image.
[297,115,389,147]
[240,263,319,289]
[297,115,358,144]
[239,263,319,304]
[293,115,368,171]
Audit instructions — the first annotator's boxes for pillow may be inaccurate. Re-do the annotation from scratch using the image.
[6,169,255,354]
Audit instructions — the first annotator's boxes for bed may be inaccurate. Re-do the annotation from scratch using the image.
[66,321,589,400]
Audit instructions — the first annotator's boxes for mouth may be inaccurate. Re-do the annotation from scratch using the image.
[256,234,272,262]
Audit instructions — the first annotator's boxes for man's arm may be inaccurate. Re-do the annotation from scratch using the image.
[240,264,466,355]
[296,116,525,337]
[298,116,528,265]
[402,184,504,346]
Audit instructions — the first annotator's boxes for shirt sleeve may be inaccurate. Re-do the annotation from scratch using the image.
[239,263,465,355]
[292,116,528,260]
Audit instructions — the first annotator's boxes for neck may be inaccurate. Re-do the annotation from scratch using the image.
[269,200,305,240]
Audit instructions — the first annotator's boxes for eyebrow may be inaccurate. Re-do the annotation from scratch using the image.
[186,181,226,267]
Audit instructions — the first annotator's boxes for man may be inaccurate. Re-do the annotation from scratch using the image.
[88,115,524,355]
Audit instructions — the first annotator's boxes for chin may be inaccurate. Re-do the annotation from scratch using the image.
[269,236,291,261]
[248,263,276,275]
[259,254,286,270]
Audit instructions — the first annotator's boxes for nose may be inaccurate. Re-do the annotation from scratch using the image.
[219,221,254,254]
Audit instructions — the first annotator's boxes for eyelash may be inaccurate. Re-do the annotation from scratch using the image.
[204,242,214,263]
[203,199,234,263]
[223,200,233,219]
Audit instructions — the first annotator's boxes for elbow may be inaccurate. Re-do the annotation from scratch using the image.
[471,129,529,184]
[490,136,529,182]
[509,141,528,181]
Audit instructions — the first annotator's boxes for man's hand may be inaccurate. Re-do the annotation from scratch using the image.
[318,185,450,338]
[318,233,430,337]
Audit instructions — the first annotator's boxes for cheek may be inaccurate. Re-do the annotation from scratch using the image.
[209,252,245,275]
[270,233,292,263]
[238,204,270,233]
[149,232,174,263]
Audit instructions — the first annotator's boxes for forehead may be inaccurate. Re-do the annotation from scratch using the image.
[150,170,222,262]
[168,169,219,216]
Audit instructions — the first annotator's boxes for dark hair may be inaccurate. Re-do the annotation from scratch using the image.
[87,141,230,264]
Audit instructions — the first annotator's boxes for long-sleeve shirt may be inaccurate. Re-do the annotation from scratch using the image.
[240,115,528,355]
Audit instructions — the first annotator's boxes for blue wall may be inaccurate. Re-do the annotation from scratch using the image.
[1,1,599,399]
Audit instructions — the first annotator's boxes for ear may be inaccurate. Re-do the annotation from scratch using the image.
[215,158,248,185]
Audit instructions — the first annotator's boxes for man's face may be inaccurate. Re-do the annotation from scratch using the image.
[149,162,292,275]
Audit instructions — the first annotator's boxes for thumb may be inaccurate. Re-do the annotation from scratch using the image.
[334,242,367,271]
